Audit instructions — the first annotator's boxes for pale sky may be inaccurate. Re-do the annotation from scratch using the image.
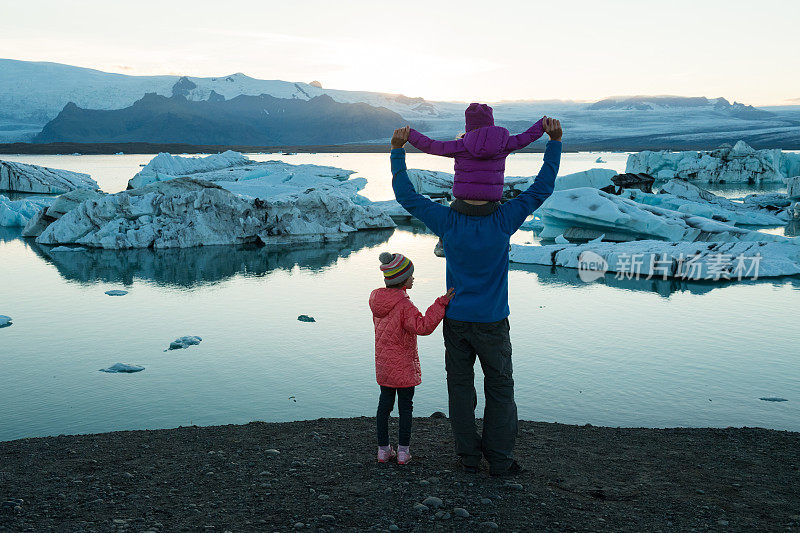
[2,0,798,105]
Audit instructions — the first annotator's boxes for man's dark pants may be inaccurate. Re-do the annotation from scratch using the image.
[443,317,517,474]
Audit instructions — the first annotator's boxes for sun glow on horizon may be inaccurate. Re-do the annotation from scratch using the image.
[2,0,799,107]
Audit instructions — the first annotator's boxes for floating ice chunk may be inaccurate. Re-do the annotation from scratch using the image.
[595,157,607,163]
[0,160,98,193]
[554,168,617,191]
[168,335,202,350]
[36,177,394,249]
[537,187,788,242]
[0,315,11,328]
[0,195,54,227]
[759,397,788,402]
[588,234,605,243]
[105,290,128,296]
[626,142,790,183]
[554,234,569,244]
[99,363,144,373]
[509,240,800,280]
[128,151,354,189]
[297,315,316,322]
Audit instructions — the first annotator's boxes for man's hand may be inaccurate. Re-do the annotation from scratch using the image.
[543,117,562,142]
[442,287,456,303]
[391,125,410,149]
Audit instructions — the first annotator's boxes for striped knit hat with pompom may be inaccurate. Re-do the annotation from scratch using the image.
[379,252,414,287]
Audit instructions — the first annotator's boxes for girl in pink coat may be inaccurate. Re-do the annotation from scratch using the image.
[369,252,454,464]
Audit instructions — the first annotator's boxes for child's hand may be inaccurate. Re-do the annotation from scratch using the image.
[543,117,562,141]
[391,126,410,149]
[442,287,456,303]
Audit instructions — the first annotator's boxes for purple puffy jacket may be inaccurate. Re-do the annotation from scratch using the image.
[408,112,544,201]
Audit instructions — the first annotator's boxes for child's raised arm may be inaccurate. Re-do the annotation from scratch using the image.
[503,117,546,153]
[402,289,454,336]
[408,129,465,158]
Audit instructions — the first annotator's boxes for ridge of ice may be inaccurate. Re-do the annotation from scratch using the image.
[536,187,788,242]
[0,160,98,193]
[619,179,789,226]
[554,168,617,191]
[128,151,355,189]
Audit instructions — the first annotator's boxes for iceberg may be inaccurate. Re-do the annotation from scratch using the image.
[0,195,53,227]
[619,179,789,226]
[0,160,98,193]
[99,363,144,373]
[509,240,800,280]
[625,141,794,184]
[36,177,394,249]
[0,315,11,328]
[50,246,87,252]
[168,335,202,350]
[554,168,617,191]
[536,187,789,242]
[128,150,354,189]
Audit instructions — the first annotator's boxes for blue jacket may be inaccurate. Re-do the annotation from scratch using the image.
[391,141,561,322]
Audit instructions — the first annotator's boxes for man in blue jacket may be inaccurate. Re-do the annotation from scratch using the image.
[390,118,562,476]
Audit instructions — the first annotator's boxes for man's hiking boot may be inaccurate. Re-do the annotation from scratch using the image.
[456,457,478,474]
[490,460,525,478]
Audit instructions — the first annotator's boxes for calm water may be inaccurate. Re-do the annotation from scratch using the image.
[0,152,797,441]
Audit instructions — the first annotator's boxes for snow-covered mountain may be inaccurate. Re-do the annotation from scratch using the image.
[2,58,800,149]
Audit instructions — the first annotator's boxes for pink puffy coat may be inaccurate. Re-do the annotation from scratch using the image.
[369,287,448,388]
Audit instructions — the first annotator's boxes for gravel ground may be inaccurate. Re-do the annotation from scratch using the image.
[1,416,799,532]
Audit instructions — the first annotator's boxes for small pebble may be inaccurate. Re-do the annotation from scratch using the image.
[413,503,429,513]
[454,508,470,518]
[320,515,335,522]
[389,526,399,532]
[265,449,280,456]
[504,483,523,491]
[480,498,493,505]
[481,522,499,529]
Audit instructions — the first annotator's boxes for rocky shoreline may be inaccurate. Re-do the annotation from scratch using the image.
[1,417,798,532]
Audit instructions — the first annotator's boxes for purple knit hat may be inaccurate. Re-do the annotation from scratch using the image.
[465,103,494,131]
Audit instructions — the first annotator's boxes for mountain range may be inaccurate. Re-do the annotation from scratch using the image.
[2,58,800,149]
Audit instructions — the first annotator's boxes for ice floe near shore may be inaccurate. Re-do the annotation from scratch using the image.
[536,187,789,242]
[128,150,353,189]
[167,336,202,350]
[35,177,394,249]
[0,160,98,193]
[0,195,54,227]
[0,315,12,328]
[509,240,800,280]
[22,189,104,236]
[625,141,800,184]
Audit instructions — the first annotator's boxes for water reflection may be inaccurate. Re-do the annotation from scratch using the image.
[511,262,800,297]
[27,229,394,287]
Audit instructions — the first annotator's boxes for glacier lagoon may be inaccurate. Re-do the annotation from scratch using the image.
[0,152,797,441]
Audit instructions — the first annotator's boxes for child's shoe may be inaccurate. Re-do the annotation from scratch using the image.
[397,445,412,465]
[377,445,396,463]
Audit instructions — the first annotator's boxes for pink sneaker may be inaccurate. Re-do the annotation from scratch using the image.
[397,446,412,465]
[377,445,396,463]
